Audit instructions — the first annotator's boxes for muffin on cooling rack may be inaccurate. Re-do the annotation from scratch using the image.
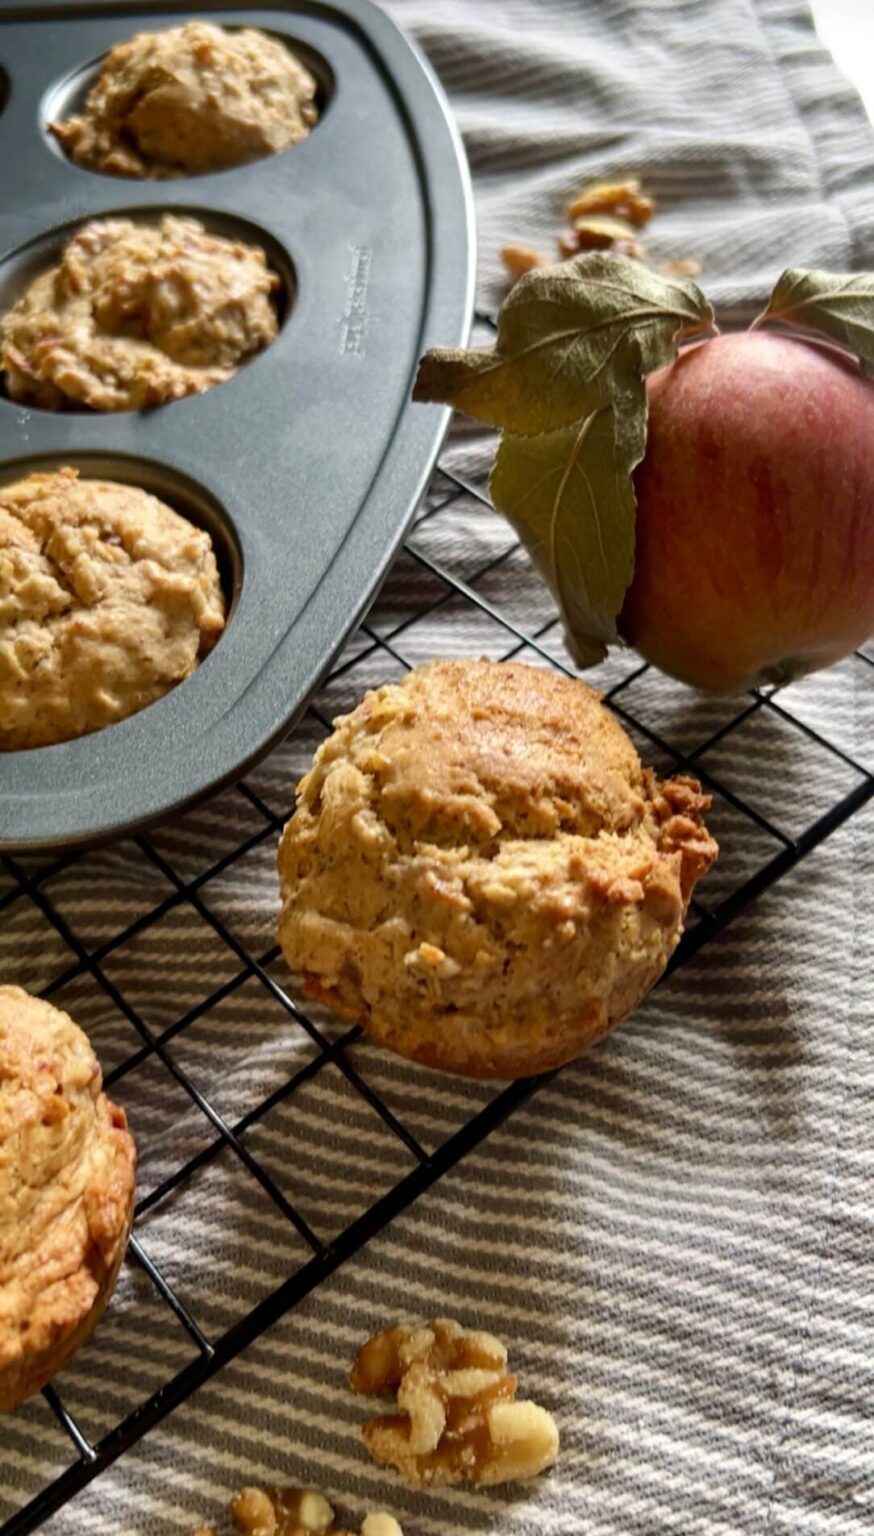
[0,467,226,751]
[0,985,136,1412]
[0,214,280,412]
[51,21,319,178]
[277,658,717,1079]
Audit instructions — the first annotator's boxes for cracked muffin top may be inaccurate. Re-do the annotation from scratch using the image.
[51,21,319,179]
[0,985,136,1412]
[277,658,717,1078]
[0,214,280,413]
[0,467,226,751]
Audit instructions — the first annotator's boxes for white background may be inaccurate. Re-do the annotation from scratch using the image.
[810,0,874,119]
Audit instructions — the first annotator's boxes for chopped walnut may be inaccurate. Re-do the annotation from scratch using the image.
[502,174,699,287]
[232,1488,334,1535]
[565,177,654,226]
[553,178,652,264]
[226,1488,402,1536]
[349,1318,559,1488]
[661,257,702,278]
[558,220,645,261]
[571,213,644,248]
[500,243,550,281]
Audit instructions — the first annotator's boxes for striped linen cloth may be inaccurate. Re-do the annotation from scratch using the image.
[3,1,873,1533]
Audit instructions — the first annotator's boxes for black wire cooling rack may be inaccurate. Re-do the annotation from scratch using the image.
[2,313,873,1533]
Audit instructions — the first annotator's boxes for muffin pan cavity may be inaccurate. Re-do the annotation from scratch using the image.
[0,0,474,850]
[0,449,243,618]
[0,448,239,752]
[40,28,335,175]
[0,207,297,412]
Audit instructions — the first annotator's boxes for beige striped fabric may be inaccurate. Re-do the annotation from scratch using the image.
[2,1,873,1533]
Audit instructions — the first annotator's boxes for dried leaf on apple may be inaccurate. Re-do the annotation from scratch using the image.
[413,253,714,436]
[490,345,646,666]
[754,268,874,375]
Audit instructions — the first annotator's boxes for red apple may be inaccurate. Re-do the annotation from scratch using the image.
[620,331,874,691]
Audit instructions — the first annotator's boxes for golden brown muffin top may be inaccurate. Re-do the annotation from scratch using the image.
[51,21,319,179]
[0,468,226,751]
[0,214,280,412]
[338,656,648,848]
[277,659,717,1078]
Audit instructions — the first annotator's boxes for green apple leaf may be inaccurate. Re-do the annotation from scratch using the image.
[414,253,714,435]
[755,268,874,376]
[489,347,647,665]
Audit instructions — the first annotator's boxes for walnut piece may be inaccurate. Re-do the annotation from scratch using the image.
[225,1488,401,1536]
[501,175,701,286]
[500,243,550,281]
[349,1318,559,1488]
[232,1488,334,1535]
[661,257,702,278]
[565,177,654,226]
[558,181,651,262]
[558,218,645,261]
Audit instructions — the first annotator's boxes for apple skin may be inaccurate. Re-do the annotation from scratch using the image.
[620,331,874,692]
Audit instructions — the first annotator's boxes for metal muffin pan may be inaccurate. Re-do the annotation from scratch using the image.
[0,0,475,851]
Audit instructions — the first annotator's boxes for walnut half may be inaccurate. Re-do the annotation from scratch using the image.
[349,1318,559,1488]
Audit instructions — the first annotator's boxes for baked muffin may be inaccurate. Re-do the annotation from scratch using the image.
[277,659,717,1078]
[0,986,136,1412]
[1,214,280,412]
[0,467,226,751]
[51,21,318,179]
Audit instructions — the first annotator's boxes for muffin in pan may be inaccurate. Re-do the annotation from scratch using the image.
[277,658,717,1079]
[51,21,319,179]
[0,467,226,751]
[0,985,136,1412]
[1,214,280,413]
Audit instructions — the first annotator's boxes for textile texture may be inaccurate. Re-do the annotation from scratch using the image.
[1,1,873,1534]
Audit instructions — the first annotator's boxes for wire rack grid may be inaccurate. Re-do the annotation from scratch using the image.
[1,308,873,1533]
